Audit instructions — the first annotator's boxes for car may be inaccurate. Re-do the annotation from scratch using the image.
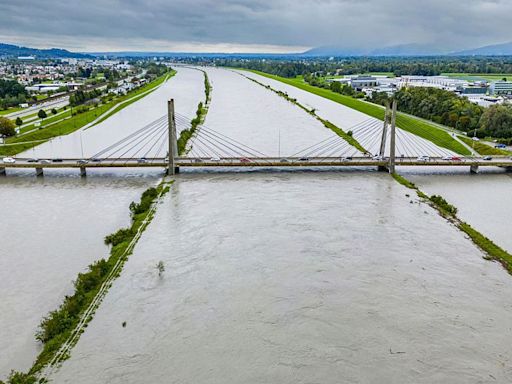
[483,156,493,161]
[240,157,251,163]
[346,156,353,161]
[451,156,462,161]
[373,155,385,161]
[495,144,507,149]
[51,158,63,163]
[416,155,430,162]
[279,158,289,163]
[76,159,88,165]
[137,157,147,163]
[298,157,309,161]
[40,159,50,164]
[2,157,15,164]
[340,157,347,161]
[210,156,221,162]
[442,156,452,161]
[91,158,102,163]
[472,137,480,141]
[193,158,203,163]
[27,158,39,163]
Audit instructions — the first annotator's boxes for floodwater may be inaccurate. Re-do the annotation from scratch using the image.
[50,172,512,383]
[238,70,455,157]
[0,67,204,378]
[194,68,356,157]
[406,168,512,253]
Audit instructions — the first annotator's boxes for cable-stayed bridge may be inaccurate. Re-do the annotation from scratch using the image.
[1,99,511,176]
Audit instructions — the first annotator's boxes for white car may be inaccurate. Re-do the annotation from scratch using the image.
[2,157,15,164]
[442,156,452,161]
[210,156,221,162]
[416,155,430,162]
[372,155,384,160]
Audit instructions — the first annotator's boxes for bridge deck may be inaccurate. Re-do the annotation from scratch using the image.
[1,156,512,169]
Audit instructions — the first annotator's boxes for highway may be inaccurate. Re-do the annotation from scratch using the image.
[1,156,512,172]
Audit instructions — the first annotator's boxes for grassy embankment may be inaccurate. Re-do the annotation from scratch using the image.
[177,70,211,155]
[0,181,173,384]
[0,71,175,157]
[457,135,510,156]
[242,74,367,154]
[246,70,470,156]
[391,173,512,275]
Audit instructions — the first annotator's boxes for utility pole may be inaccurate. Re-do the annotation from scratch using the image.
[167,99,178,175]
[388,99,397,174]
[379,102,390,157]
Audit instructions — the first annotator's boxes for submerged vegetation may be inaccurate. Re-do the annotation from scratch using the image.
[392,172,512,274]
[177,70,211,155]
[2,181,173,382]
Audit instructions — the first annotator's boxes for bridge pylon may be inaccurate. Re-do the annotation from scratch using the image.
[377,100,397,173]
[167,99,179,175]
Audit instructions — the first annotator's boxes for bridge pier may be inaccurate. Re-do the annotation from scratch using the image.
[166,166,179,175]
[35,167,43,177]
[377,165,389,172]
[80,167,87,177]
[0,167,5,176]
[470,165,479,174]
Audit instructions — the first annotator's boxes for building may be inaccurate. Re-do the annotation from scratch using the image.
[350,75,378,90]
[490,81,512,95]
[457,85,488,95]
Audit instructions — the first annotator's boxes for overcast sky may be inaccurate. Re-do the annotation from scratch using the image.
[1,0,511,53]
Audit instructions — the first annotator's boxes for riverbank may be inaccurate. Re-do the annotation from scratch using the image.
[244,70,469,155]
[0,71,175,156]
[177,69,211,155]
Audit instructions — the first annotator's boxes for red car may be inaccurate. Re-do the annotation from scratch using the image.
[451,156,462,161]
[240,157,251,163]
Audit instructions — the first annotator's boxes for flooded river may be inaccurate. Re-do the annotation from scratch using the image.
[50,172,512,383]
[0,67,204,378]
[50,68,512,384]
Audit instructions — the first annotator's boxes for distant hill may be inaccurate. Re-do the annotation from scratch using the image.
[369,43,447,56]
[0,43,91,59]
[451,41,512,56]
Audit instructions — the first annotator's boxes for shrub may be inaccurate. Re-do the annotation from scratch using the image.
[430,195,457,216]
[104,228,134,246]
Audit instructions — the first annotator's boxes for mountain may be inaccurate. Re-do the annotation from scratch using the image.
[303,45,367,56]
[0,43,91,59]
[369,43,447,56]
[451,41,512,56]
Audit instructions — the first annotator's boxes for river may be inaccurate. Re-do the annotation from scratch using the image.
[48,68,512,383]
[0,66,205,378]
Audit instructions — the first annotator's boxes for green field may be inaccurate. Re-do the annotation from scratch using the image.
[443,73,512,82]
[0,72,175,156]
[248,70,470,155]
[457,135,510,156]
[0,106,24,116]
[326,72,395,79]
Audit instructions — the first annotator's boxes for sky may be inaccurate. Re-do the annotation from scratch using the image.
[0,0,511,53]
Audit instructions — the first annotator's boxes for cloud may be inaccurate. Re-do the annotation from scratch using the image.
[0,0,511,52]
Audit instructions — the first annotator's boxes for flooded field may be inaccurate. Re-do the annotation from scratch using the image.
[50,172,512,383]
[0,67,205,378]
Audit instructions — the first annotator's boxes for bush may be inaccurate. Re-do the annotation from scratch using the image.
[0,371,37,384]
[129,187,158,215]
[104,227,134,246]
[0,117,16,137]
[430,195,457,216]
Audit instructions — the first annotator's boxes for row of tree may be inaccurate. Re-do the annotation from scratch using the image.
[69,88,103,106]
[368,87,512,138]
[0,79,28,109]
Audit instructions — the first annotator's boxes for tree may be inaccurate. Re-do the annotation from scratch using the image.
[0,117,16,137]
[38,109,47,119]
[15,117,23,126]
[479,104,512,138]
[51,108,57,115]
